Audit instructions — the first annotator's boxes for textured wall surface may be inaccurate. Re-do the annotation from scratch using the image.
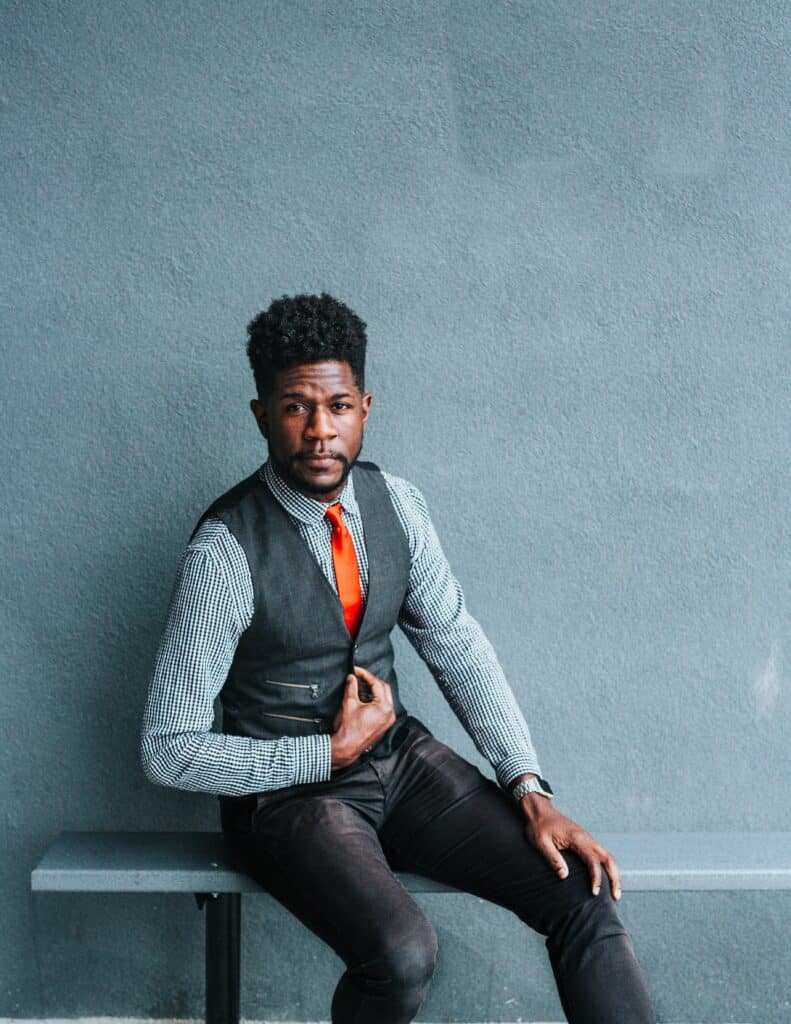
[2,1,789,1021]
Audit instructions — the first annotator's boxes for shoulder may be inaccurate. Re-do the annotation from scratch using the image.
[186,465,268,564]
[188,513,251,576]
[352,461,428,517]
[182,514,253,627]
[365,466,432,562]
[205,467,263,516]
[189,512,240,555]
[378,468,428,514]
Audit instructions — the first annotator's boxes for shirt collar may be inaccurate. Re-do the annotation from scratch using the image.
[258,455,361,525]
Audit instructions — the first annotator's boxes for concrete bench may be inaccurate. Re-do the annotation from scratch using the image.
[31,830,791,1024]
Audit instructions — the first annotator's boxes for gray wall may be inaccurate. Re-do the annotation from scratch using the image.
[3,1,789,1021]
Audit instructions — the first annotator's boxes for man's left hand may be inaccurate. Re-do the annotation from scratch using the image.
[518,793,622,901]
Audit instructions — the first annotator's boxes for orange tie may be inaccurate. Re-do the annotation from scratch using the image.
[324,502,364,638]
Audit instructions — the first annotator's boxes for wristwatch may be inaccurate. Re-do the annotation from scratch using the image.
[511,775,554,802]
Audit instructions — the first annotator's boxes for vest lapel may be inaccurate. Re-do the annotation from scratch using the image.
[257,474,380,645]
[259,481,352,636]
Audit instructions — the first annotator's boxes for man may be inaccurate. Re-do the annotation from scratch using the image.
[140,292,655,1024]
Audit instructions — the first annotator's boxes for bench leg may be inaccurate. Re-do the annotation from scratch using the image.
[202,893,241,1024]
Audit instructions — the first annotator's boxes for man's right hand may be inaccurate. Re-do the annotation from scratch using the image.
[330,665,396,771]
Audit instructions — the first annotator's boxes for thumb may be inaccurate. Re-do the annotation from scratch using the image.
[345,673,359,698]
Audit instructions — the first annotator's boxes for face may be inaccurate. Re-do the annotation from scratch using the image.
[250,359,372,502]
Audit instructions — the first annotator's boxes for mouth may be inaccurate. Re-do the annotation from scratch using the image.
[301,454,338,469]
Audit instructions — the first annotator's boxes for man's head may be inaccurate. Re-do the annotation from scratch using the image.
[247,292,372,502]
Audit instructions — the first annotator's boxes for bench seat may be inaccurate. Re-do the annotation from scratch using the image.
[31,830,791,1024]
[31,830,791,893]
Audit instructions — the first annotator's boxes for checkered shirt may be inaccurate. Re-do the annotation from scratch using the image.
[139,457,541,797]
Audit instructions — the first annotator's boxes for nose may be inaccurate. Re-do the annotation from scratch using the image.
[304,405,338,441]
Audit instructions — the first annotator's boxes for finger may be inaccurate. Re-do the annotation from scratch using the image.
[536,835,569,880]
[344,674,359,701]
[352,664,379,682]
[586,852,603,896]
[355,666,391,702]
[353,664,391,688]
[602,851,622,900]
[352,665,376,701]
[568,832,602,896]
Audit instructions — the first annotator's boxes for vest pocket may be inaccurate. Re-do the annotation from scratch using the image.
[263,678,320,699]
[257,678,328,734]
[259,710,331,735]
[260,710,322,723]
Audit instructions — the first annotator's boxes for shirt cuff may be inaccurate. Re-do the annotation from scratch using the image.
[292,733,333,786]
[495,753,543,794]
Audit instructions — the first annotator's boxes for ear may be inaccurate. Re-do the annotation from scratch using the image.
[360,391,372,430]
[250,398,269,439]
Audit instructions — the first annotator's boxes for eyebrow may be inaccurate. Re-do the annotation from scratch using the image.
[279,391,355,401]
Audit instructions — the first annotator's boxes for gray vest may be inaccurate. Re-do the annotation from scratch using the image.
[191,460,413,763]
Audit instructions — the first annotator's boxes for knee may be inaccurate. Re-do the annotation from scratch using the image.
[381,919,439,989]
[333,919,438,1023]
[368,914,438,991]
[546,851,624,922]
[546,874,628,961]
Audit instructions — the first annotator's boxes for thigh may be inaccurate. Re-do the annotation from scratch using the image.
[379,734,601,936]
[224,793,435,968]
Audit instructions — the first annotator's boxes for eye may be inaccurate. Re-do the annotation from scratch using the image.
[333,402,351,410]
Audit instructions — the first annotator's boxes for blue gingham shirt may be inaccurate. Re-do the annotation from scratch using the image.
[139,457,541,797]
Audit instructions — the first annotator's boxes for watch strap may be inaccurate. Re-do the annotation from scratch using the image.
[511,775,554,802]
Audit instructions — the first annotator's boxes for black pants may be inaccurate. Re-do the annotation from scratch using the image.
[220,715,656,1024]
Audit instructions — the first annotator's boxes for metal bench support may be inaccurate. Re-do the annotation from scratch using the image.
[197,892,241,1024]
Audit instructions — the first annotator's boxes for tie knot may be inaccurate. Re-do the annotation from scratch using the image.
[324,501,345,528]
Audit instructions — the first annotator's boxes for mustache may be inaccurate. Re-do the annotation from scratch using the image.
[296,452,346,463]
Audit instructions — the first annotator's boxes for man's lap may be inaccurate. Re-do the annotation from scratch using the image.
[222,719,613,943]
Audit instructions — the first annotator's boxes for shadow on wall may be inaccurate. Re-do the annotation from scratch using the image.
[444,2,726,177]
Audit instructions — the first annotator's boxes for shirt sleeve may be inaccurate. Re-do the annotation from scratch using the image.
[390,478,542,791]
[139,517,333,796]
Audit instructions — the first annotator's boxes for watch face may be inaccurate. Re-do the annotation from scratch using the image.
[538,777,553,795]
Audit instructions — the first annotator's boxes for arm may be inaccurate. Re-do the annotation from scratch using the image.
[389,479,623,899]
[388,476,542,793]
[139,516,332,796]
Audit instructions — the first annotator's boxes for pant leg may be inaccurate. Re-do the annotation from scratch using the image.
[222,782,438,1024]
[377,727,656,1024]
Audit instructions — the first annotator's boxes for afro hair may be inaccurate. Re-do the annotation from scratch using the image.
[246,292,367,399]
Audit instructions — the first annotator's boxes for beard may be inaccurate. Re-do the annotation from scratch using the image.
[270,435,364,498]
